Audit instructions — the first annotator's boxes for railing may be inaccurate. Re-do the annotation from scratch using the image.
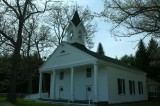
[68,95,73,104]
[148,92,160,97]
[88,93,94,106]
[24,93,39,100]
[24,93,49,100]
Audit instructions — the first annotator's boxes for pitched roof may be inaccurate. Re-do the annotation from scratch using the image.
[70,43,143,72]
[71,11,81,27]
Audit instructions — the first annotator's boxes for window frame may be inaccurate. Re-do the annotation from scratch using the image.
[86,68,91,78]
[129,80,135,95]
[60,71,64,80]
[138,81,143,94]
[118,78,125,95]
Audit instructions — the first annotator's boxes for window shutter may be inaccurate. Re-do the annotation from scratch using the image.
[141,82,143,94]
[133,81,135,94]
[129,80,132,94]
[138,82,141,94]
[123,79,125,94]
[118,78,121,95]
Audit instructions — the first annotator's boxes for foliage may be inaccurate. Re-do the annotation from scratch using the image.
[0,0,52,102]
[146,38,160,79]
[102,0,160,38]
[97,42,105,55]
[134,40,148,72]
[120,38,160,81]
[0,97,6,103]
[120,54,135,66]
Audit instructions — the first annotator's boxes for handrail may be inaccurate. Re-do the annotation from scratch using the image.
[68,95,73,104]
[88,93,94,106]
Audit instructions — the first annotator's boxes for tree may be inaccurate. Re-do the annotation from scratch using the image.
[120,54,135,66]
[147,38,160,78]
[97,42,105,55]
[22,16,53,94]
[46,3,97,48]
[101,0,160,38]
[135,40,148,72]
[0,0,51,102]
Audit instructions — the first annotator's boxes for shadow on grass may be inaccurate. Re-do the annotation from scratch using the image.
[0,97,62,106]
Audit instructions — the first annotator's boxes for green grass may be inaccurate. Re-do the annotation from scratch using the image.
[0,96,6,103]
[0,97,62,106]
[16,99,63,106]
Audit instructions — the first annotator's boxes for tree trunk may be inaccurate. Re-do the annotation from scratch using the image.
[7,47,20,103]
[7,20,23,103]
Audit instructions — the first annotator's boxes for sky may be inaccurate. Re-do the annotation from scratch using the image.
[60,0,152,59]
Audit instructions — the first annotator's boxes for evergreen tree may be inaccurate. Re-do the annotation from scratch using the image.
[147,38,160,79]
[120,54,135,66]
[97,42,105,55]
[135,40,148,72]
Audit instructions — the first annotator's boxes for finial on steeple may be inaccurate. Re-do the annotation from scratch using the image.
[76,1,78,11]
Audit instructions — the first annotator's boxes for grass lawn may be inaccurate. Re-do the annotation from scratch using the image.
[0,97,62,106]
[0,96,6,102]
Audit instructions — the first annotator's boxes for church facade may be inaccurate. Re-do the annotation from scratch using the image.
[38,11,148,104]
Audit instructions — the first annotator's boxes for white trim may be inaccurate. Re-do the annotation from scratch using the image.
[70,67,74,101]
[98,60,146,75]
[93,63,98,102]
[38,72,42,98]
[41,60,97,72]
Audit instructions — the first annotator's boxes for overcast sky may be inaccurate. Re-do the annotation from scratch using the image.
[63,0,152,59]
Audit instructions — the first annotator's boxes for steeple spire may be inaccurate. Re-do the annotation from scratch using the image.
[66,10,87,46]
[71,11,81,27]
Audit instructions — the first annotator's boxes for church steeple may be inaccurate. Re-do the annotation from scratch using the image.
[71,11,81,27]
[66,11,87,46]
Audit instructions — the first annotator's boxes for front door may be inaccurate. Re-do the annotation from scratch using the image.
[86,85,92,100]
[59,86,64,99]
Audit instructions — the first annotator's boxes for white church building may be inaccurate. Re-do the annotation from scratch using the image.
[38,11,148,104]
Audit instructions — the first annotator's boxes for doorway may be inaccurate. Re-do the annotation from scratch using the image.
[86,85,92,100]
[59,86,64,99]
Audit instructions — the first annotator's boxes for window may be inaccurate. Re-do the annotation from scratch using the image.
[87,87,91,91]
[86,68,91,78]
[138,82,143,94]
[118,78,125,95]
[129,80,135,95]
[78,30,82,38]
[60,50,66,54]
[60,71,64,80]
[59,86,63,92]
[70,30,73,38]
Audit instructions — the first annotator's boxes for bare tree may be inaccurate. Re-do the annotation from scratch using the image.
[0,0,51,102]
[101,0,160,38]
[46,3,97,48]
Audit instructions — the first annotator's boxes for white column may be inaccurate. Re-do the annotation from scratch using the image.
[39,72,42,98]
[50,71,56,99]
[94,63,98,102]
[71,67,74,101]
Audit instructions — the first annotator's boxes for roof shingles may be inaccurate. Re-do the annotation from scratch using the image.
[70,43,143,72]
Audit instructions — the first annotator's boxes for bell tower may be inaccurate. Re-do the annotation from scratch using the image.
[66,11,87,46]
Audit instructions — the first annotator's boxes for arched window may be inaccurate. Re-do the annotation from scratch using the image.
[78,30,82,38]
[70,30,73,39]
